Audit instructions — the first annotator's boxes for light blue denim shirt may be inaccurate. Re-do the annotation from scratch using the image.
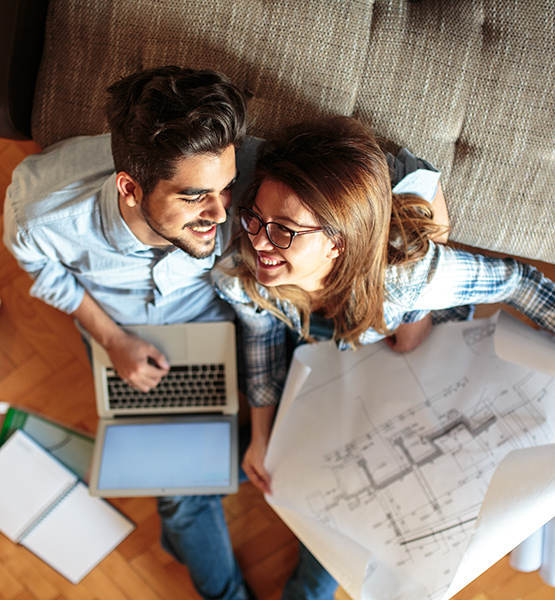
[4,134,261,326]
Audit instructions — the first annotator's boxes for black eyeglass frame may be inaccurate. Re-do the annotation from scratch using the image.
[239,206,326,250]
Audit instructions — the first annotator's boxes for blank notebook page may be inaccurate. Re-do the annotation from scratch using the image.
[0,430,76,541]
[21,481,135,584]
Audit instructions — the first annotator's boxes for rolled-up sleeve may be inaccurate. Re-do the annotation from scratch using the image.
[3,203,85,314]
[410,245,555,332]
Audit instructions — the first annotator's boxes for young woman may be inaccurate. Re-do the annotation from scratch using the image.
[213,116,555,494]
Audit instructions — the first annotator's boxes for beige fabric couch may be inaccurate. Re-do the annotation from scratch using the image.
[28,0,555,262]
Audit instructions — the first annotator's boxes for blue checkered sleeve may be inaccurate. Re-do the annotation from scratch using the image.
[233,303,289,407]
[411,245,555,332]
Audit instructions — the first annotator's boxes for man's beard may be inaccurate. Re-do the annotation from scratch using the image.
[141,204,217,260]
[161,227,217,259]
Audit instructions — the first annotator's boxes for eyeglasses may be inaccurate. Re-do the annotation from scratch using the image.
[239,207,326,250]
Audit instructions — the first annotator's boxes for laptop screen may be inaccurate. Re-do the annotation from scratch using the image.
[89,415,238,497]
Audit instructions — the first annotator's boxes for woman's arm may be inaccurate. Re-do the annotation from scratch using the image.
[242,405,277,494]
[213,267,294,489]
[386,182,450,352]
[411,244,555,333]
[429,182,449,244]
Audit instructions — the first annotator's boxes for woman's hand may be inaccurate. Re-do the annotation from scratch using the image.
[385,314,433,353]
[242,438,272,494]
[242,405,277,494]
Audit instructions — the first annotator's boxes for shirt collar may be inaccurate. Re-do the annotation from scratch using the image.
[99,173,151,253]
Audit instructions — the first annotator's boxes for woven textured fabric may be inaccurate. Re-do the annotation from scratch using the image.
[32,0,372,145]
[354,0,555,262]
[32,0,555,262]
[449,2,555,260]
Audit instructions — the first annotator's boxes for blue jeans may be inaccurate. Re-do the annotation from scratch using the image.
[158,494,247,600]
[158,494,337,599]
[157,471,337,600]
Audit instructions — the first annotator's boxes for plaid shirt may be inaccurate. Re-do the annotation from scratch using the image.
[214,243,555,408]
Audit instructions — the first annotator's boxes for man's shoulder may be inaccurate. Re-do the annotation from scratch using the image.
[18,134,113,171]
[11,134,114,199]
[7,135,115,227]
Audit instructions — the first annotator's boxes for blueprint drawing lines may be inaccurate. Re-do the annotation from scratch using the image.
[269,319,555,598]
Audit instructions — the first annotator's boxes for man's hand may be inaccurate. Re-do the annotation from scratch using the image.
[385,314,433,353]
[106,329,170,392]
[73,292,169,391]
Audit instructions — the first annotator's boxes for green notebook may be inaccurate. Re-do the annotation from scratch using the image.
[0,406,94,482]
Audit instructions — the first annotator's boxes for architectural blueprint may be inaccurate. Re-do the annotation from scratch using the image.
[265,314,555,599]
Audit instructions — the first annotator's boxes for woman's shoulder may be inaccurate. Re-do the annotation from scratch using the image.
[212,258,252,305]
[213,254,276,308]
[385,243,440,302]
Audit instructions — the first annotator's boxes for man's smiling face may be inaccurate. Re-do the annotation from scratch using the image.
[124,144,238,258]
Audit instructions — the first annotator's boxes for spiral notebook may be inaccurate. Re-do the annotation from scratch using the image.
[0,430,134,583]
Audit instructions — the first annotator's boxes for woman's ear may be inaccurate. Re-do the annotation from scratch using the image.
[327,237,344,260]
[116,172,142,208]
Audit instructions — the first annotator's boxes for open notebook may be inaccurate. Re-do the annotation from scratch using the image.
[0,430,134,583]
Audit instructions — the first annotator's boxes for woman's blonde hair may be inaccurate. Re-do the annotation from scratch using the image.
[228,117,443,346]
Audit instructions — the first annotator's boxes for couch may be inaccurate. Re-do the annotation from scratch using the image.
[2,0,554,263]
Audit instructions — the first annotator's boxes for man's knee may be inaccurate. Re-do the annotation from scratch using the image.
[157,494,221,526]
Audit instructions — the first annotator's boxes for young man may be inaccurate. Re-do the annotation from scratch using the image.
[3,66,337,600]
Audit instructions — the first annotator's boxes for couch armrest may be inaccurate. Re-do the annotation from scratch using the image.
[0,0,50,139]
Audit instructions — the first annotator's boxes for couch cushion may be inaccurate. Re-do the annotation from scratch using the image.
[355,0,555,262]
[32,0,372,146]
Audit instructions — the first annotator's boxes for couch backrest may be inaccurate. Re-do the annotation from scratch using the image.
[32,0,555,262]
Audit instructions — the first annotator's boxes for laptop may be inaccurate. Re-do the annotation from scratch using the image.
[88,322,239,497]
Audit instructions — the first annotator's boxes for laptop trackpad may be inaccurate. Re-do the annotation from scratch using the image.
[125,324,188,362]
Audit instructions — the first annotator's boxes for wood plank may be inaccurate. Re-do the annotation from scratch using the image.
[0,293,37,368]
[129,548,200,600]
[244,540,298,599]
[93,551,162,600]
[0,351,15,381]
[0,355,52,403]
[1,274,78,371]
[0,559,25,599]
[0,542,59,600]
[117,511,162,562]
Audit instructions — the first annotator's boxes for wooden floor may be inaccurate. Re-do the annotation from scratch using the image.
[1,137,555,600]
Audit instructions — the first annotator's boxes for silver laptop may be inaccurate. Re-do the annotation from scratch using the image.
[88,322,239,497]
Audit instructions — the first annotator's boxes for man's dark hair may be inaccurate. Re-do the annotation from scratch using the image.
[106,66,248,195]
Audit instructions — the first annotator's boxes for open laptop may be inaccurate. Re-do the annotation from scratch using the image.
[88,322,239,497]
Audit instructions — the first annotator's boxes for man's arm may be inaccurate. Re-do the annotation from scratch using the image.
[73,293,169,391]
[4,196,169,390]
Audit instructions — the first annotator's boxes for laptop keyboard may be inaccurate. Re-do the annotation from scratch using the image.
[106,364,228,409]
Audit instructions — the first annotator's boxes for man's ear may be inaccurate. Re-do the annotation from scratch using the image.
[116,172,142,207]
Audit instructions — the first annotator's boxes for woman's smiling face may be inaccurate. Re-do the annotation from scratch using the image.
[246,179,340,293]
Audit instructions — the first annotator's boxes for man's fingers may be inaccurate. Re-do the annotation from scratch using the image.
[148,349,170,370]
